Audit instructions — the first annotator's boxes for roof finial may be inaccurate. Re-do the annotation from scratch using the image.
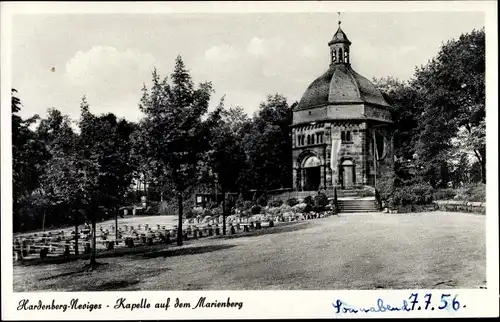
[338,12,341,26]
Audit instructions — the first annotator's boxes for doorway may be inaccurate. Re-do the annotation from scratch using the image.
[341,159,355,189]
[302,155,321,191]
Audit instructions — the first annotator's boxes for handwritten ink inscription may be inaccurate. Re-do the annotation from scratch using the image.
[333,293,465,315]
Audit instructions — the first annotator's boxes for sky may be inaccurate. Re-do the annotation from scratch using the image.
[11,12,485,123]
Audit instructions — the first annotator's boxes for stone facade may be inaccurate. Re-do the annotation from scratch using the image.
[291,24,394,191]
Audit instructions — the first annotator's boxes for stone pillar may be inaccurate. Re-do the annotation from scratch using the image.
[293,167,298,190]
[367,127,375,185]
[301,168,306,190]
[325,124,332,187]
[360,122,368,185]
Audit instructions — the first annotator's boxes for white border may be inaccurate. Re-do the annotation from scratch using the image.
[1,1,498,320]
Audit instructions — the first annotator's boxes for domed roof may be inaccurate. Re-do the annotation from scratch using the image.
[295,64,391,110]
[329,27,351,46]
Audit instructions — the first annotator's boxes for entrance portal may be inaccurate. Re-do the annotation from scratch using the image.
[341,159,355,189]
[302,155,321,191]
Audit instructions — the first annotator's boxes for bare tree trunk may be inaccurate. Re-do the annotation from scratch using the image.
[90,209,97,267]
[481,160,486,184]
[74,210,79,256]
[473,149,486,184]
[222,186,226,235]
[177,192,183,246]
[115,207,119,245]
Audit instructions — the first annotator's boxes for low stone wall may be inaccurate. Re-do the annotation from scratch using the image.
[434,200,486,214]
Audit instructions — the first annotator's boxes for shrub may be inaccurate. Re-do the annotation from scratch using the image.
[234,194,246,208]
[192,207,204,217]
[233,200,253,215]
[158,200,177,216]
[267,207,281,215]
[314,192,329,209]
[279,203,292,213]
[454,183,486,202]
[303,196,314,206]
[211,205,223,216]
[184,208,195,219]
[433,188,457,200]
[256,195,269,207]
[377,174,434,209]
[251,205,262,215]
[399,182,434,205]
[286,198,299,207]
[292,203,307,213]
[376,174,396,205]
[269,199,283,207]
[302,196,314,212]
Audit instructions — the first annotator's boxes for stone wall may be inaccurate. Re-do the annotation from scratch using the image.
[292,104,394,190]
[327,121,367,187]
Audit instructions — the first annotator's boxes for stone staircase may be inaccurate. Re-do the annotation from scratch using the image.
[337,198,379,213]
[268,187,381,213]
[336,188,380,213]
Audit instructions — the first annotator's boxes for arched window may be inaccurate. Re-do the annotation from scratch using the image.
[338,48,343,63]
[331,50,336,63]
[341,131,345,142]
[311,135,315,145]
[307,135,310,145]
[346,131,351,142]
[344,50,349,63]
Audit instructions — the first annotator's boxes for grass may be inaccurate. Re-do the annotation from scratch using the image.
[13,211,486,291]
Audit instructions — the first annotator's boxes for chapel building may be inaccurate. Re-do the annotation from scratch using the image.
[291,23,394,191]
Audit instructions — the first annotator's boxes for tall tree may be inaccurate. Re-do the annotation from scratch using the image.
[373,77,423,163]
[139,56,213,246]
[413,28,485,185]
[206,99,248,235]
[78,97,137,265]
[12,89,48,232]
[241,94,293,191]
[36,108,78,234]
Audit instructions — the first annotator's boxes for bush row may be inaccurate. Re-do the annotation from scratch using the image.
[377,175,486,211]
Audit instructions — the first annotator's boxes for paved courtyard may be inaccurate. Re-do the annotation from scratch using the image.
[13,211,486,291]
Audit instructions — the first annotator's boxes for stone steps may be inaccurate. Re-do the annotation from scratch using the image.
[269,188,376,203]
[338,199,379,213]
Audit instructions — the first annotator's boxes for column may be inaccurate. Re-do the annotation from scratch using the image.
[292,167,298,190]
[359,123,368,185]
[325,124,333,187]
